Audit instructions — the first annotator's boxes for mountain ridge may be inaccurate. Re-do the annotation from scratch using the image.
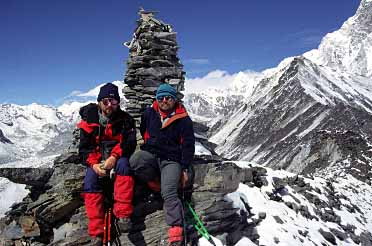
[202,0,372,183]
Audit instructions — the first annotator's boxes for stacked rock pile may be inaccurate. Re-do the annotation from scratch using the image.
[123,8,186,129]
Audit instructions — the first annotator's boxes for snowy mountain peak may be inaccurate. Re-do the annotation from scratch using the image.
[0,81,129,165]
[206,0,372,185]
[230,71,263,96]
[304,0,372,77]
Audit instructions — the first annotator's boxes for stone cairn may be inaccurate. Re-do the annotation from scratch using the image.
[123,8,185,136]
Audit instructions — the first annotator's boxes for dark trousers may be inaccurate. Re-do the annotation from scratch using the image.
[129,150,183,226]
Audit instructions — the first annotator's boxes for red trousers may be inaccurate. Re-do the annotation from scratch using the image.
[83,174,134,237]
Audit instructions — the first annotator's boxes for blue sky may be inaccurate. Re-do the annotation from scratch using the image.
[0,0,360,105]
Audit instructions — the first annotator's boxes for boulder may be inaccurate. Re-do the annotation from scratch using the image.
[0,168,53,188]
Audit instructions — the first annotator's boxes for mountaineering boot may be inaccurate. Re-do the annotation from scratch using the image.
[168,241,183,246]
[168,226,183,246]
[90,236,103,246]
[117,217,132,233]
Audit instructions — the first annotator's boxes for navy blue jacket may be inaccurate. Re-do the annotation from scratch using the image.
[140,101,195,169]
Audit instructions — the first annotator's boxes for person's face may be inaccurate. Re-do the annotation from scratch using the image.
[98,98,119,117]
[157,95,175,112]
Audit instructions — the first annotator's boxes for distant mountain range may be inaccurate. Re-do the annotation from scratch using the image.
[186,0,372,183]
[0,1,372,245]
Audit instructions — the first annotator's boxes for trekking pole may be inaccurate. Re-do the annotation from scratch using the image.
[103,210,108,246]
[185,202,216,246]
[109,169,123,246]
[181,189,188,246]
[111,216,122,246]
[108,208,112,246]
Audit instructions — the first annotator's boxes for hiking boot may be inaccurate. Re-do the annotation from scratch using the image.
[117,217,132,233]
[90,236,103,246]
[168,241,183,246]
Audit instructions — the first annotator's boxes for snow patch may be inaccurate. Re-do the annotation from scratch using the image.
[195,141,212,155]
[297,110,329,138]
[0,178,28,218]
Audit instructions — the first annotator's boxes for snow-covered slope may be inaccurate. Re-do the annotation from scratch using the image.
[0,81,127,218]
[207,0,372,182]
[184,70,264,121]
[0,103,71,164]
[226,161,372,246]
[304,0,372,77]
[199,161,372,246]
[0,81,127,164]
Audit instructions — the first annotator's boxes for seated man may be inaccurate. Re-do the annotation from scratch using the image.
[78,83,137,245]
[130,83,195,246]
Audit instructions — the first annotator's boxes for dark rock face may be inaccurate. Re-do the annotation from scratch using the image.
[0,168,53,187]
[360,231,372,246]
[0,129,12,144]
[319,228,337,245]
[214,57,372,183]
[302,129,372,183]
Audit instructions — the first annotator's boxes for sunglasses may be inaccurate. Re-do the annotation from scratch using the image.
[101,98,119,106]
[157,96,174,102]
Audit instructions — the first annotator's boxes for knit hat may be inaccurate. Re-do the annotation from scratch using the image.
[97,83,120,102]
[156,83,177,100]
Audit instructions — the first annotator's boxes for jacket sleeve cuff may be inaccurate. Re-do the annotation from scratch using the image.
[110,144,122,159]
[110,153,119,159]
[180,162,189,170]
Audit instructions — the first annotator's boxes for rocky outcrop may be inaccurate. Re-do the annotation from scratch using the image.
[0,168,53,188]
[1,148,372,246]
[0,150,267,246]
[264,173,372,245]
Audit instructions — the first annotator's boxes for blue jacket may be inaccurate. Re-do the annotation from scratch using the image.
[140,101,195,169]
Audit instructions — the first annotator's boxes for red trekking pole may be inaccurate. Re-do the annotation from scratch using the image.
[103,208,112,246]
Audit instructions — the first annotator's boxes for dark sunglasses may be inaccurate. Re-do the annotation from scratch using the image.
[101,98,119,106]
[157,96,174,102]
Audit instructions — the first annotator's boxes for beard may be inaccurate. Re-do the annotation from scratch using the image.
[158,101,175,113]
[102,106,118,117]
[103,108,113,116]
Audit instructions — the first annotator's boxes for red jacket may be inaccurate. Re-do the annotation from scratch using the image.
[77,103,136,167]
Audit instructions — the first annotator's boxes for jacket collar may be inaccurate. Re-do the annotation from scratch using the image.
[84,103,125,125]
[152,101,188,128]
